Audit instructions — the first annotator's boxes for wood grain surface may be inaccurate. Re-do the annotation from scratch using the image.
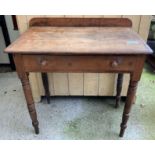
[5,27,152,54]
[29,17,132,27]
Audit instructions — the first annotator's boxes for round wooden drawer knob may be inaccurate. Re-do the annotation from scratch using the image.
[40,60,47,66]
[111,60,118,67]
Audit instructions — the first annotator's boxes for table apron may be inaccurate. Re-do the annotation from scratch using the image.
[22,54,138,73]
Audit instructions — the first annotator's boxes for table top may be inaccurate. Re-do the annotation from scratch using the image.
[5,26,152,55]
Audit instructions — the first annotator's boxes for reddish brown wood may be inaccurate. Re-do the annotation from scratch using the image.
[28,17,133,106]
[132,55,147,81]
[115,73,123,108]
[22,55,138,73]
[41,73,50,104]
[29,17,132,27]
[21,73,39,134]
[13,54,39,134]
[4,18,152,136]
[5,27,152,55]
[119,80,138,137]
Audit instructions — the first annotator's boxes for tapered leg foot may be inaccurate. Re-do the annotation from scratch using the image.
[119,114,128,137]
[119,127,126,137]
[115,73,123,108]
[119,80,138,137]
[32,121,39,134]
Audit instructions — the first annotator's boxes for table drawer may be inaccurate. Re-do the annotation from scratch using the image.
[23,54,138,72]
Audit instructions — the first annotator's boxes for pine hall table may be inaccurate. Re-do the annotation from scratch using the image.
[4,18,152,137]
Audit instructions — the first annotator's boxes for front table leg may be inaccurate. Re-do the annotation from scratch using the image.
[119,80,138,137]
[20,72,39,134]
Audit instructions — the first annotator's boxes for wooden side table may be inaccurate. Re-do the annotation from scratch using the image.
[4,18,152,137]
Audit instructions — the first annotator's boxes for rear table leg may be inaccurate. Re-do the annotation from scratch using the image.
[115,73,123,108]
[41,73,50,104]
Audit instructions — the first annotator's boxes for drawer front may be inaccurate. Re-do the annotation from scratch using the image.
[23,54,137,73]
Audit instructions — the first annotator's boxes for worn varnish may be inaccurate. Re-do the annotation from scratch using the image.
[4,17,153,137]
[5,27,152,55]
[22,55,138,72]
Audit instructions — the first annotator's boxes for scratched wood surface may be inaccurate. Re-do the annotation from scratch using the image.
[5,27,151,54]
[15,15,151,102]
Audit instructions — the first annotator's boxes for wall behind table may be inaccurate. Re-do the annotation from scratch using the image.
[16,15,151,102]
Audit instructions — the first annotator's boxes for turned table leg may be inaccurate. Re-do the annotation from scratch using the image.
[119,79,138,137]
[115,73,123,108]
[20,73,39,134]
[41,73,50,104]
